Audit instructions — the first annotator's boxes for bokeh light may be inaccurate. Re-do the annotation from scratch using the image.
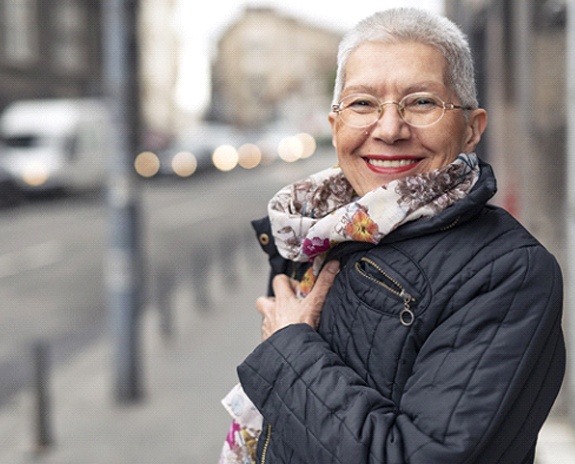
[134,151,160,178]
[22,163,50,187]
[212,144,239,171]
[237,143,262,169]
[171,151,198,177]
[295,132,316,159]
[278,136,303,162]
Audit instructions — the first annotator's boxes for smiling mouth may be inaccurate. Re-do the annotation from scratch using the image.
[366,158,419,168]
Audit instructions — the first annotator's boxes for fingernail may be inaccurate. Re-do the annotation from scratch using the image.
[326,261,340,273]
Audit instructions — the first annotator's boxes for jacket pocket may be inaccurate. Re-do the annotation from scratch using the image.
[350,254,430,325]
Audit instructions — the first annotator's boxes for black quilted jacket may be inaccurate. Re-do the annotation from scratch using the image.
[238,161,565,464]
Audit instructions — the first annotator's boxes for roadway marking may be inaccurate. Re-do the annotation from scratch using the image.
[0,240,65,279]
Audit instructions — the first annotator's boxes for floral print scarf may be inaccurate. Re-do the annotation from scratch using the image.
[219,153,480,464]
[269,152,480,295]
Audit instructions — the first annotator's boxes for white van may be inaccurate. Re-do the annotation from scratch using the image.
[0,99,111,193]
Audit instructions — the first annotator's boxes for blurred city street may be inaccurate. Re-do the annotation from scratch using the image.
[0,153,323,463]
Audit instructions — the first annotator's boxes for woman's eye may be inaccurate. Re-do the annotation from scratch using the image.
[348,98,376,110]
[406,96,439,108]
[402,96,442,114]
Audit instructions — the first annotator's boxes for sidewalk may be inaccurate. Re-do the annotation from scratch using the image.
[535,416,575,464]
[0,237,264,464]
[0,237,574,463]
[536,413,575,464]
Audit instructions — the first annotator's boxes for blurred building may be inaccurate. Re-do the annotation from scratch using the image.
[138,0,180,150]
[445,0,566,256]
[0,0,103,110]
[208,7,341,133]
[445,0,571,419]
[0,0,181,149]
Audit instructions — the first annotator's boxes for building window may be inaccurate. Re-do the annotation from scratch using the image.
[3,0,38,64]
[52,0,87,72]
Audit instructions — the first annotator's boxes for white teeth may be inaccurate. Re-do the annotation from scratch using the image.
[367,158,416,168]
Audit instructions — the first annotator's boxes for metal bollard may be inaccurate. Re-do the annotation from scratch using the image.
[190,248,212,310]
[158,270,174,340]
[32,341,52,451]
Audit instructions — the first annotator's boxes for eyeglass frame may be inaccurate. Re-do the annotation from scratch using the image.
[331,92,474,128]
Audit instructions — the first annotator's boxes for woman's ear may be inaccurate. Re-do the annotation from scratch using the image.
[328,112,338,148]
[327,111,337,148]
[464,109,488,152]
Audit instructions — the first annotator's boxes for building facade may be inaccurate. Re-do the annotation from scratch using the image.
[138,0,180,149]
[446,0,566,256]
[0,0,103,111]
[209,7,341,133]
[0,0,182,149]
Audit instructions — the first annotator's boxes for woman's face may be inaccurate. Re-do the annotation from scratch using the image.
[328,41,487,197]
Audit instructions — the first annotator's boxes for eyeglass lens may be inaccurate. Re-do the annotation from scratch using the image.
[338,93,446,128]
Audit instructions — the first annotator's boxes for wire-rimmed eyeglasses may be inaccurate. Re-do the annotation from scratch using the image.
[331,92,473,128]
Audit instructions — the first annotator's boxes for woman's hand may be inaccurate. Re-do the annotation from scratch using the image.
[256,261,340,341]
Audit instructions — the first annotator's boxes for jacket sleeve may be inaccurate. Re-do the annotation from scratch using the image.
[237,245,565,464]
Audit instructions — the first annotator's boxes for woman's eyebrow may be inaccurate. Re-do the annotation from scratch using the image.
[342,81,447,97]
[341,84,378,95]
[403,81,446,93]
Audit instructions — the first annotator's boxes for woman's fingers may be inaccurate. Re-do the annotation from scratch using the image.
[310,261,340,302]
[271,273,297,300]
[257,261,340,340]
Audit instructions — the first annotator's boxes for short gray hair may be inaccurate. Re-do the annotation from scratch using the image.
[332,8,478,108]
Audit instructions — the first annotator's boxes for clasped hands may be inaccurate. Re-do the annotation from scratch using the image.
[256,261,340,340]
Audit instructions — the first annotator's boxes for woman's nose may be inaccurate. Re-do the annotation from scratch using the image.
[370,103,410,143]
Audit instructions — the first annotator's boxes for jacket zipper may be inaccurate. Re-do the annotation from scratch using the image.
[260,424,272,464]
[440,216,460,231]
[355,257,416,326]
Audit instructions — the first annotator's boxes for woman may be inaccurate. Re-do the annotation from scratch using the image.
[236,8,565,463]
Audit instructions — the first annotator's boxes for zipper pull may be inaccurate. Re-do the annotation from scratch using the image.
[399,290,415,326]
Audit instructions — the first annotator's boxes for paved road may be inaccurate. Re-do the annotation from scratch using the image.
[0,152,334,406]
